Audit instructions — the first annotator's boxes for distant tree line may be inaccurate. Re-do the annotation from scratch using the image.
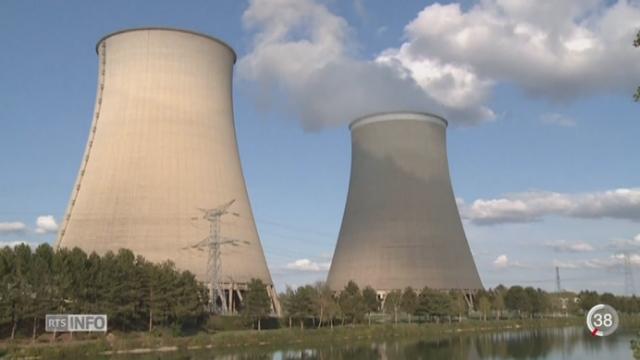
[277,281,640,329]
[0,244,208,340]
[4,243,640,340]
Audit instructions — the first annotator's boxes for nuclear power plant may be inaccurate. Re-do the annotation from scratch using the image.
[55,28,279,314]
[327,112,483,296]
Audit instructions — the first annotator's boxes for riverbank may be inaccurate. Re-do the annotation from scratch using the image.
[2,316,606,359]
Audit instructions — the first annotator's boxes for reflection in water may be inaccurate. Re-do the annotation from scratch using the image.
[131,327,636,360]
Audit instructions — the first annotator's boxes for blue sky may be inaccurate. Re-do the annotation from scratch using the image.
[1,0,639,294]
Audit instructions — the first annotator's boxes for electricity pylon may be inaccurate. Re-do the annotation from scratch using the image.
[624,251,636,296]
[184,199,247,314]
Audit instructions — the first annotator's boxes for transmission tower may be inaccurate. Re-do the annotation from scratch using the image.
[555,266,562,293]
[184,199,246,314]
[624,251,636,296]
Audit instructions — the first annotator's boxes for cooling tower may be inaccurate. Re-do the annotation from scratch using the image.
[327,112,483,294]
[56,28,278,313]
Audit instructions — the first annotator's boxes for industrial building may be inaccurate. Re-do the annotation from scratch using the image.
[327,112,483,297]
[55,28,279,314]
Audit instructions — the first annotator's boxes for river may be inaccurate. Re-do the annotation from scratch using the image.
[122,326,639,359]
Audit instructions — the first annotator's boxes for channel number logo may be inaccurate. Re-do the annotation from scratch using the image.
[586,304,619,337]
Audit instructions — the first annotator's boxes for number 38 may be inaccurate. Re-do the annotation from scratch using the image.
[593,313,613,327]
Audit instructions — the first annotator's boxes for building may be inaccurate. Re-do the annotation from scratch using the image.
[327,112,483,298]
[56,28,279,314]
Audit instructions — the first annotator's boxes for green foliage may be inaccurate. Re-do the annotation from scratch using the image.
[383,290,402,324]
[448,291,467,320]
[525,287,551,316]
[338,281,365,324]
[416,288,451,321]
[0,245,208,339]
[242,279,272,330]
[313,282,339,327]
[504,286,529,315]
[478,296,491,321]
[400,287,417,316]
[362,286,379,313]
[578,290,600,313]
[287,285,317,328]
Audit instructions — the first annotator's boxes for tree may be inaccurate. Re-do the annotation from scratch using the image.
[289,285,316,329]
[0,245,20,339]
[338,281,365,325]
[505,286,529,317]
[0,245,209,339]
[28,244,55,341]
[448,291,467,323]
[383,290,402,324]
[242,279,272,331]
[635,30,640,101]
[279,286,295,328]
[416,288,450,323]
[492,288,506,320]
[400,287,417,323]
[579,290,600,313]
[11,244,32,340]
[526,287,549,317]
[479,296,491,321]
[600,292,617,309]
[313,282,339,329]
[362,286,379,326]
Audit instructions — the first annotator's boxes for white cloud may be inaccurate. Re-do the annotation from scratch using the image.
[493,254,526,269]
[493,254,509,268]
[608,233,640,250]
[0,221,26,234]
[34,215,58,235]
[460,188,640,225]
[540,113,577,127]
[396,1,640,100]
[285,258,331,272]
[546,240,595,253]
[239,0,640,130]
[238,0,495,130]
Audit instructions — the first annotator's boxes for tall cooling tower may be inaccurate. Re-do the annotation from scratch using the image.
[56,28,278,313]
[327,112,483,294]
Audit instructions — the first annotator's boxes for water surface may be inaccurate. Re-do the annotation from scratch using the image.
[131,326,638,359]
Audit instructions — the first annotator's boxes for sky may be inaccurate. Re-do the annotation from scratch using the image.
[1,0,639,294]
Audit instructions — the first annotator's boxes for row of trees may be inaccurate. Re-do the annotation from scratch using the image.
[5,243,640,338]
[276,282,640,329]
[278,281,469,328]
[0,244,209,340]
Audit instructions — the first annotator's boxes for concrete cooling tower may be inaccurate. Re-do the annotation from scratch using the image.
[56,28,278,314]
[327,112,483,295]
